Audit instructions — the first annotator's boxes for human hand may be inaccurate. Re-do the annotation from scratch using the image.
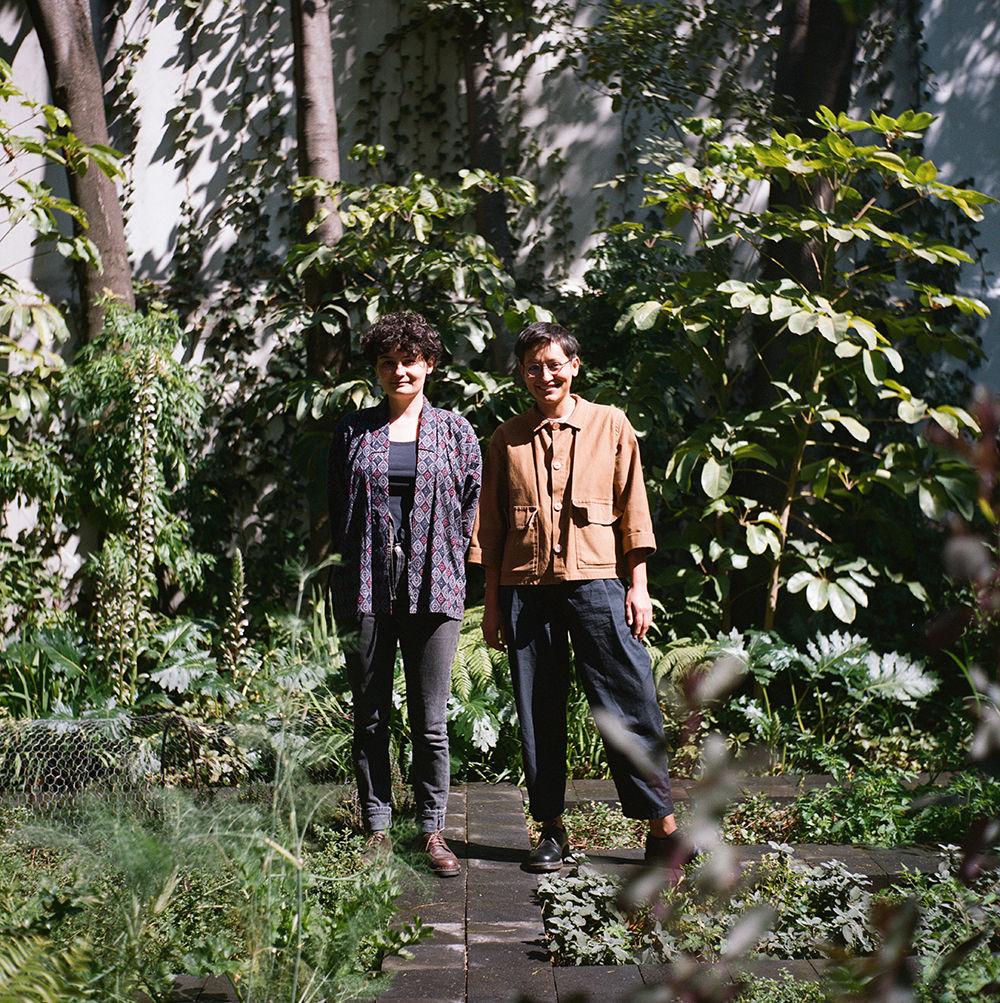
[482,603,507,651]
[625,583,653,640]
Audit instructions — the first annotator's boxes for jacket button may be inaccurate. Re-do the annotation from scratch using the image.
[553,543,563,554]
[553,460,562,470]
[553,501,562,511]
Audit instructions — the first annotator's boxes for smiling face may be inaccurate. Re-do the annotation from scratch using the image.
[520,340,580,415]
[375,346,435,404]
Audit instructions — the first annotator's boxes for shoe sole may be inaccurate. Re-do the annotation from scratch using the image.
[523,859,564,873]
[432,867,462,877]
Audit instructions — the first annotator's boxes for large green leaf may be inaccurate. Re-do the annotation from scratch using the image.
[700,457,732,499]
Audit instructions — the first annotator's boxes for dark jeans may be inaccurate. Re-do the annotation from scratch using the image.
[501,579,674,822]
[345,612,461,833]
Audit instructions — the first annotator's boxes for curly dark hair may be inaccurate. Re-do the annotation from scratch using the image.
[360,311,443,364]
[514,321,580,363]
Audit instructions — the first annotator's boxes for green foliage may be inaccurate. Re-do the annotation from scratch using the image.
[903,860,1000,1003]
[611,109,992,632]
[709,627,968,773]
[0,62,126,632]
[0,622,102,719]
[719,771,1000,848]
[793,770,1000,847]
[564,0,775,138]
[65,307,208,595]
[444,606,521,782]
[738,972,828,1003]
[525,800,647,850]
[0,746,423,1001]
[288,155,548,424]
[538,846,876,965]
[0,934,93,1003]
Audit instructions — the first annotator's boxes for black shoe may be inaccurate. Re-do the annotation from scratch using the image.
[525,824,569,873]
[643,831,696,886]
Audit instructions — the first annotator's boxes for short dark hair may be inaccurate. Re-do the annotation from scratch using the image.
[514,321,580,363]
[361,311,442,364]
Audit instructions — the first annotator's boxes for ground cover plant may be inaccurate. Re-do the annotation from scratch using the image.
[548,769,1000,851]
[538,845,877,965]
[536,847,1000,1001]
[0,755,425,1002]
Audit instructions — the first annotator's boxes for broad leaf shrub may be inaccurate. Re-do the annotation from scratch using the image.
[288,151,549,431]
[0,61,125,634]
[606,109,992,634]
[702,628,968,773]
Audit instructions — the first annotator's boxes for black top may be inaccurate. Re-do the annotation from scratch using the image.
[388,439,417,541]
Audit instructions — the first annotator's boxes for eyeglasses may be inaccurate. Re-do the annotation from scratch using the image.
[524,358,574,378]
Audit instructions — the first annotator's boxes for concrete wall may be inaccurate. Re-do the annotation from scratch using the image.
[1,1,997,373]
[921,0,1000,382]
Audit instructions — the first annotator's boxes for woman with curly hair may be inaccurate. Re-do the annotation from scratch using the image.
[327,311,481,876]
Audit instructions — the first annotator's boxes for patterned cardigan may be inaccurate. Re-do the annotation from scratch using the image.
[327,399,482,620]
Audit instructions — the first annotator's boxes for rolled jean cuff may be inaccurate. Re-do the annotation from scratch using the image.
[367,810,392,832]
[419,810,447,834]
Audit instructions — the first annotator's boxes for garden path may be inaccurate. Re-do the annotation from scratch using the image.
[161,778,979,1002]
[372,779,958,1003]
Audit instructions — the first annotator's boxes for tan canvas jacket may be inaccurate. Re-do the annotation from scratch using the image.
[468,396,656,584]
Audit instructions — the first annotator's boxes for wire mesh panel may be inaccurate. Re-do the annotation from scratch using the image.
[0,715,199,814]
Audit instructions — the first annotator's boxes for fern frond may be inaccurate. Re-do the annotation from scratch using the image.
[451,651,472,701]
[468,645,494,691]
[649,639,712,686]
[0,933,92,1003]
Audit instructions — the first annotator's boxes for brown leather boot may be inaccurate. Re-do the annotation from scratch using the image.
[361,830,393,866]
[423,830,461,877]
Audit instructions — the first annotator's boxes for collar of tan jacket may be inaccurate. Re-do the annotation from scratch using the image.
[527,394,589,433]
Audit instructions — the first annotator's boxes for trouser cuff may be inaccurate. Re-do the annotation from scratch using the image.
[366,812,392,832]
[419,810,447,834]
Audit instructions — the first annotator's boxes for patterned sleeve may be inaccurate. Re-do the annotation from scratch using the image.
[459,418,483,545]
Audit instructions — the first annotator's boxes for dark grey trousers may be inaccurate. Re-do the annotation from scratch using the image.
[501,578,674,822]
[346,612,461,833]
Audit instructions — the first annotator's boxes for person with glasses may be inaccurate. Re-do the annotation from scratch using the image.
[469,321,683,877]
[328,312,482,876]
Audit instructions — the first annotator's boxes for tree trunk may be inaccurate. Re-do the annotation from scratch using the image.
[462,11,517,372]
[767,0,859,287]
[773,0,859,133]
[25,0,135,340]
[462,12,514,268]
[291,0,347,564]
[731,0,861,630]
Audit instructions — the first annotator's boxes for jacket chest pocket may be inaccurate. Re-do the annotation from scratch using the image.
[572,500,617,568]
[503,504,538,574]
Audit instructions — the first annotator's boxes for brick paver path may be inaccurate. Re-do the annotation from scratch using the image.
[166,777,983,1002]
[377,778,984,1003]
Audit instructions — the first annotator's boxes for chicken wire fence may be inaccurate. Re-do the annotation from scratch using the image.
[0,714,248,816]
